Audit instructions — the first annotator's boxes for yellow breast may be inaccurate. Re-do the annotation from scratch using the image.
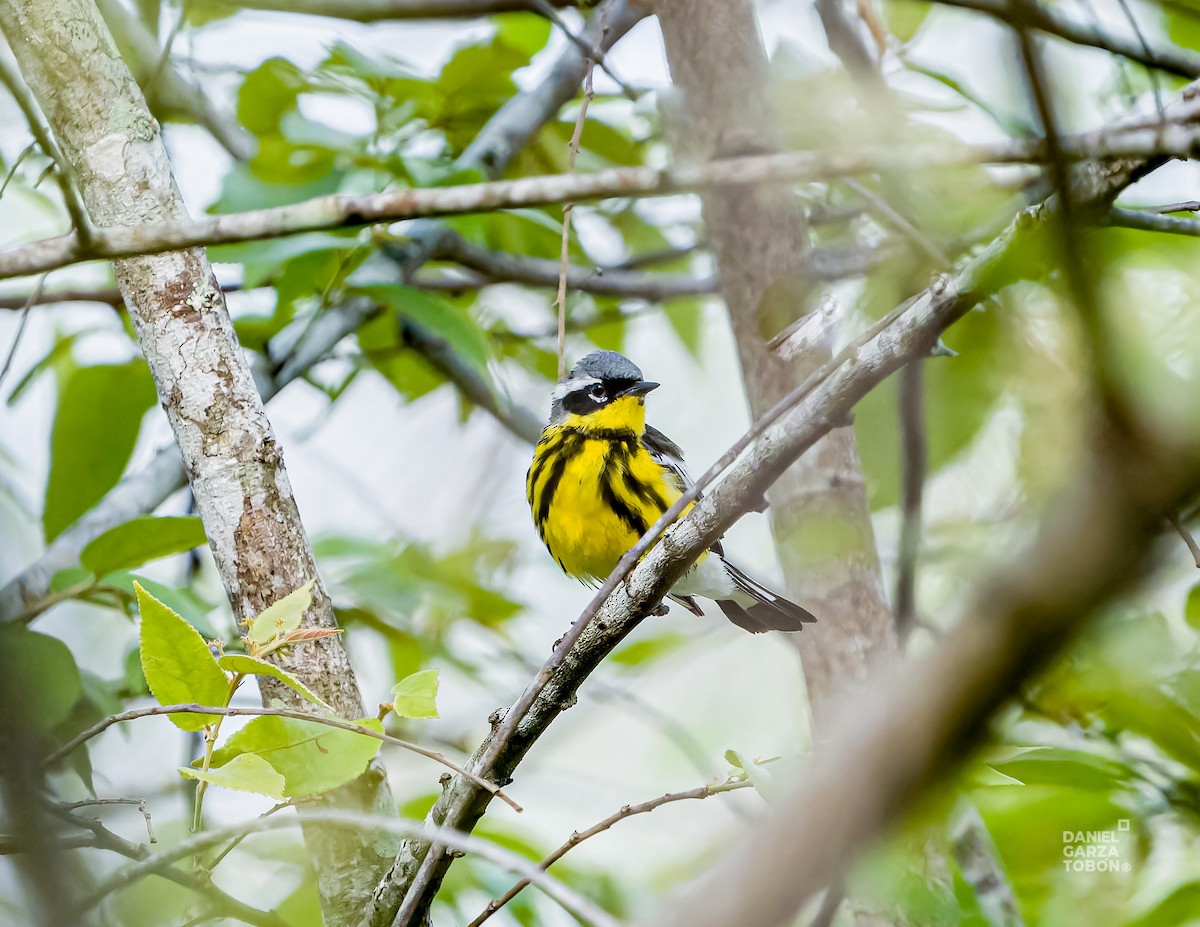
[527,426,683,583]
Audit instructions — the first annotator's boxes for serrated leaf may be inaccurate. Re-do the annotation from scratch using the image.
[247,580,315,645]
[136,583,229,730]
[81,516,207,578]
[392,669,439,719]
[44,362,156,541]
[218,654,331,710]
[179,753,286,800]
[207,715,382,798]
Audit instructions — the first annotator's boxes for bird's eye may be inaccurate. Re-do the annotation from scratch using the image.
[589,384,607,402]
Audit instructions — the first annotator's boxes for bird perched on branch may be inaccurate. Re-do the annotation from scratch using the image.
[526,350,816,633]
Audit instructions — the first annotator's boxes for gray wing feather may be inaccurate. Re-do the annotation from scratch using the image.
[642,425,692,494]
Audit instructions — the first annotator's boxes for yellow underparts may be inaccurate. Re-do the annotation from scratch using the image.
[527,396,702,583]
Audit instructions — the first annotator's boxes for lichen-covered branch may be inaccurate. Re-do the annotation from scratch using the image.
[0,4,391,923]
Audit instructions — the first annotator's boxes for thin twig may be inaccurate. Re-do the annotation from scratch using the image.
[57,798,156,844]
[0,272,47,392]
[468,777,752,927]
[1110,206,1200,237]
[554,15,600,379]
[0,142,35,202]
[1168,512,1200,568]
[40,805,286,927]
[0,58,92,241]
[42,702,523,812]
[529,0,637,100]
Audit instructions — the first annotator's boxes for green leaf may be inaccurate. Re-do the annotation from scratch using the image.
[352,284,492,384]
[882,0,932,43]
[179,753,286,800]
[136,583,230,730]
[81,516,207,578]
[247,580,315,644]
[218,654,331,710]
[392,669,439,719]
[1186,582,1200,631]
[0,627,82,732]
[855,303,1005,508]
[207,715,383,798]
[238,57,308,137]
[44,362,156,541]
[100,573,219,638]
[610,632,689,667]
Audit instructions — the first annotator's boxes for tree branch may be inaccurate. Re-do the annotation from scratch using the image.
[928,0,1200,79]
[0,4,393,921]
[6,120,1200,282]
[459,0,647,178]
[1109,205,1200,236]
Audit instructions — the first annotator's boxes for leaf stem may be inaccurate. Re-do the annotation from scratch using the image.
[191,674,242,832]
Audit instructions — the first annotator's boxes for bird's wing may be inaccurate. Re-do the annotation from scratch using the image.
[642,424,693,494]
[643,425,732,558]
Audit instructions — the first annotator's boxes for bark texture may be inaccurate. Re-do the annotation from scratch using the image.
[0,3,395,923]
[656,0,898,733]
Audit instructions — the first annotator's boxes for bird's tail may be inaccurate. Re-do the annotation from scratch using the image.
[717,561,817,633]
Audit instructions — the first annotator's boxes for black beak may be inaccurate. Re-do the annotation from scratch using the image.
[620,381,659,398]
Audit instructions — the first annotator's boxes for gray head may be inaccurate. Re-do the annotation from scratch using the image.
[548,350,659,424]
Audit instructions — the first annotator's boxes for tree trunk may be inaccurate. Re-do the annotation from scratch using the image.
[655,0,897,739]
[0,3,395,923]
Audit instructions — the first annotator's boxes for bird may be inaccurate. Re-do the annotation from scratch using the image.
[526,349,817,633]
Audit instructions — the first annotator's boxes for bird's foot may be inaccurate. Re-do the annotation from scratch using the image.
[648,600,670,618]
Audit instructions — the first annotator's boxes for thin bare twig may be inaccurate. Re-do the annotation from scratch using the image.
[554,18,600,379]
[468,777,753,927]
[1168,512,1200,568]
[529,0,637,100]
[42,702,523,812]
[0,272,48,392]
[57,798,156,844]
[0,57,92,240]
[1109,206,1200,237]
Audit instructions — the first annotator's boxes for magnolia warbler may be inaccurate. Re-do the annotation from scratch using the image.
[526,350,817,632]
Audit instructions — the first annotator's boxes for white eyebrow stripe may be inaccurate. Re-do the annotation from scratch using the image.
[551,376,600,402]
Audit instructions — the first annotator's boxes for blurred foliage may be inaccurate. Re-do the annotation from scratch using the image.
[4,2,1200,927]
